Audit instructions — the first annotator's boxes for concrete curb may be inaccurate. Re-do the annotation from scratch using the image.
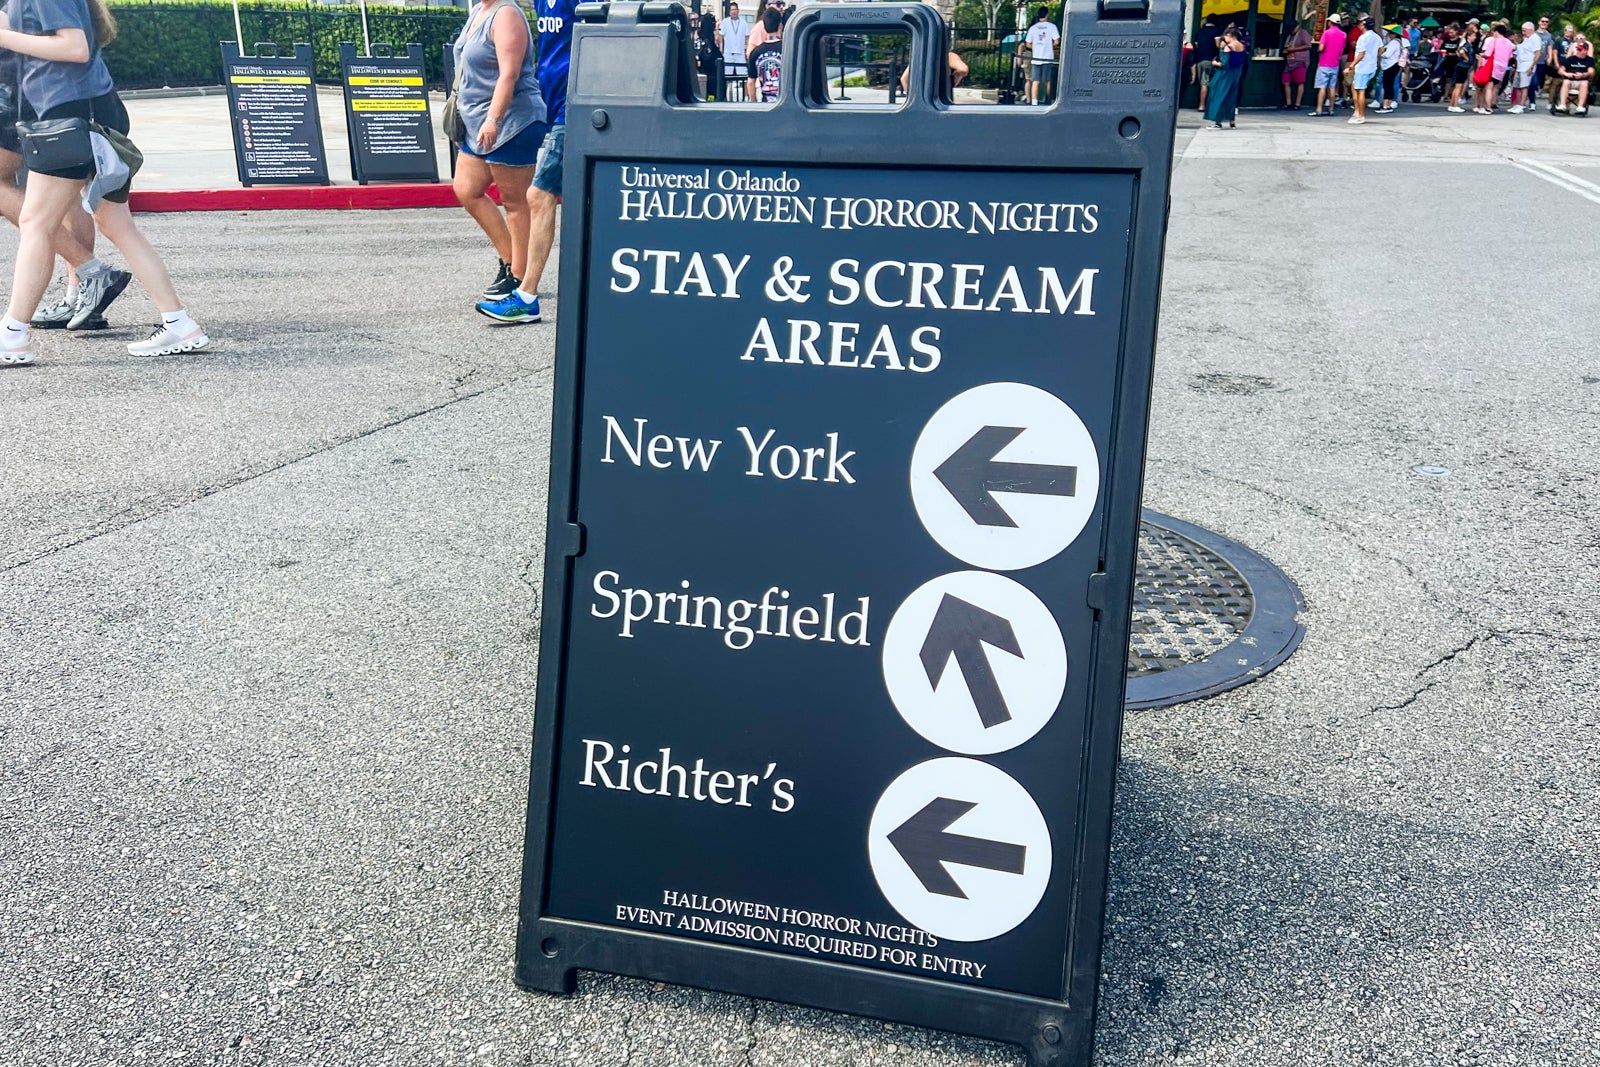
[119,85,230,100]
[127,183,492,212]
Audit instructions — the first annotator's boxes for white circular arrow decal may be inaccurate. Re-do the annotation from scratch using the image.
[881,570,1067,755]
[910,382,1100,571]
[868,757,1052,942]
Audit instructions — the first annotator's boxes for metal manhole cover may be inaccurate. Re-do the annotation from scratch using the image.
[1125,510,1305,709]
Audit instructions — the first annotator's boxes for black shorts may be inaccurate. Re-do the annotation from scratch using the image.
[19,91,131,179]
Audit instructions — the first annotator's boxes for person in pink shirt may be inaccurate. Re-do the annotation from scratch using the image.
[1476,23,1513,111]
[1309,13,1347,116]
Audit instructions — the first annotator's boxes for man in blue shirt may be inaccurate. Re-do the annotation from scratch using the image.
[477,0,574,323]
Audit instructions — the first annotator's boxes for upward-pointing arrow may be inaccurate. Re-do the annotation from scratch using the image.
[886,797,1028,899]
[932,425,1078,528]
[918,594,1022,729]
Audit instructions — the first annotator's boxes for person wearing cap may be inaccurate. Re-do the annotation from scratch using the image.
[1510,22,1541,112]
[1554,36,1592,114]
[1309,13,1347,116]
[1378,27,1404,113]
[1347,16,1381,123]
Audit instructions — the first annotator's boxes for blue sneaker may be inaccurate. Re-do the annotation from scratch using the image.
[476,291,542,324]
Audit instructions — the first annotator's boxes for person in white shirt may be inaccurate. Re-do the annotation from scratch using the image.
[1348,16,1382,123]
[1023,6,1060,105]
[716,2,749,80]
[1510,22,1542,111]
[1378,29,1404,112]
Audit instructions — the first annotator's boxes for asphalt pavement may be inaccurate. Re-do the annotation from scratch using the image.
[2,102,1598,1067]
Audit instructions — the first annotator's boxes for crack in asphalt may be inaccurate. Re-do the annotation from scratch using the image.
[619,992,638,1067]
[1368,631,1493,715]
[738,1000,759,1066]
[1365,627,1591,717]
[0,367,551,579]
[517,555,544,633]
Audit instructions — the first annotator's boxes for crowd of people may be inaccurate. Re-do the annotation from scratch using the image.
[692,1,1017,106]
[0,0,208,369]
[1193,11,1597,128]
[691,0,797,104]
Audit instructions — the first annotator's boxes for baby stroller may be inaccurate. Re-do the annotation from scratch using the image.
[1402,51,1444,102]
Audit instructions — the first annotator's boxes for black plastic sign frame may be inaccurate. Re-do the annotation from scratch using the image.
[339,42,440,184]
[515,3,1179,1064]
[220,42,330,187]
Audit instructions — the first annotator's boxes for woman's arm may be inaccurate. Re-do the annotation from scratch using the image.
[479,6,529,150]
[0,13,92,64]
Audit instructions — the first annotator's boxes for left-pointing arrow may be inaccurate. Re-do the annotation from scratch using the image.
[918,593,1022,729]
[885,797,1028,899]
[932,425,1079,528]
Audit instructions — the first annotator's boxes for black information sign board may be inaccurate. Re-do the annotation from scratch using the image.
[516,2,1179,1064]
[339,43,440,184]
[220,42,330,187]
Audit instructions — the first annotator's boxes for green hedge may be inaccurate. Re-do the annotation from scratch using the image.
[104,1,471,89]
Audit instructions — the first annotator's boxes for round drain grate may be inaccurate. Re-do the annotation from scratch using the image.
[1124,511,1305,709]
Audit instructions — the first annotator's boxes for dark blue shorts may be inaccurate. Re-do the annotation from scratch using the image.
[460,120,548,167]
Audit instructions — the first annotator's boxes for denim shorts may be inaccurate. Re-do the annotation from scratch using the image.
[533,123,564,197]
[1314,65,1340,89]
[460,120,548,167]
[1351,70,1376,90]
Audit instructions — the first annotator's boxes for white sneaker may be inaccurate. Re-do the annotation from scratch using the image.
[1509,105,1525,113]
[1348,117,1366,124]
[128,320,209,357]
[1578,107,1589,115]
[0,327,34,366]
[1474,107,1489,114]
[1555,104,1569,112]
[1448,105,1464,112]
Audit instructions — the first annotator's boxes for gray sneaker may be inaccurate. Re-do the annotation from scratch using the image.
[31,297,77,330]
[68,267,132,330]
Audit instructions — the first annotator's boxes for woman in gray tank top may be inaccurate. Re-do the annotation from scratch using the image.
[452,0,548,314]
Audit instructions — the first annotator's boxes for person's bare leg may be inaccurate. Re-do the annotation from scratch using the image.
[488,163,535,282]
[92,200,180,312]
[6,174,84,323]
[523,186,560,296]
[454,153,512,268]
[0,151,96,270]
[64,204,94,265]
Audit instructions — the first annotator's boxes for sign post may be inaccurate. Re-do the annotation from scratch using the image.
[220,41,330,187]
[338,42,441,184]
[515,2,1180,1063]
